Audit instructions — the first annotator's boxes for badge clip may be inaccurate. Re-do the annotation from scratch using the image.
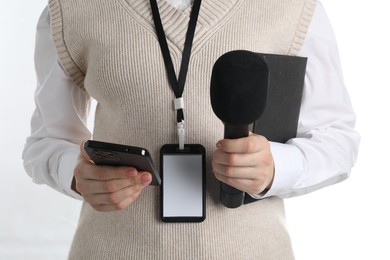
[174,97,185,150]
[177,120,185,150]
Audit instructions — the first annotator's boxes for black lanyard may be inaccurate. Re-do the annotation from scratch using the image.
[150,0,202,145]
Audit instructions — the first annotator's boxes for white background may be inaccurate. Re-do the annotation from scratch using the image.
[1,1,389,259]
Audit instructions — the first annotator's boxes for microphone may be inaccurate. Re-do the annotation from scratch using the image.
[210,50,269,208]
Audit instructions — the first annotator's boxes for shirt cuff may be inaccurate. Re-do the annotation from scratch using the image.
[249,141,304,199]
[58,148,83,200]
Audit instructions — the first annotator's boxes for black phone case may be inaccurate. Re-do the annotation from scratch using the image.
[84,140,161,186]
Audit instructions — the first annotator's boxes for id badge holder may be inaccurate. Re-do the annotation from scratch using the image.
[160,144,206,222]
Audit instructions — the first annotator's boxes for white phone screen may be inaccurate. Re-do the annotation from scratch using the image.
[162,154,203,217]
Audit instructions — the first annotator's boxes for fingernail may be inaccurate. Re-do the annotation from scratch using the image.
[216,141,222,149]
[140,174,152,187]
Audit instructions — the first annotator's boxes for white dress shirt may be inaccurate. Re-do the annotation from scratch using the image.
[22,1,360,200]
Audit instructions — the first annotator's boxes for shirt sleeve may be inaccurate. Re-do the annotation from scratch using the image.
[252,2,360,199]
[22,7,91,200]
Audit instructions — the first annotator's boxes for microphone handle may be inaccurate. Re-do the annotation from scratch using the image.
[220,124,248,208]
[224,124,249,139]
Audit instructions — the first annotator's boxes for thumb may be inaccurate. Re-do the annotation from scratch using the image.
[79,140,92,162]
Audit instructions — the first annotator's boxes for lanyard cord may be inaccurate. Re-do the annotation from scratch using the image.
[150,0,202,124]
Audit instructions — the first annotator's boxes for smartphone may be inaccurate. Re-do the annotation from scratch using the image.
[160,144,206,222]
[84,140,161,186]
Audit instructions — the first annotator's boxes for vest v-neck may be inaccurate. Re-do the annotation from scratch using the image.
[119,0,242,52]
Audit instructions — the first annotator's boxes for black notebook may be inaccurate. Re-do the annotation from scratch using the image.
[245,53,307,204]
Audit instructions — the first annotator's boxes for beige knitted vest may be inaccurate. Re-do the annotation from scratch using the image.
[49,0,316,259]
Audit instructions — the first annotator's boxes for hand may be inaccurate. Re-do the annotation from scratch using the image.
[72,141,152,211]
[211,133,274,195]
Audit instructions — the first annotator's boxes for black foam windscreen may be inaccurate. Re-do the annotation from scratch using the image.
[210,50,269,125]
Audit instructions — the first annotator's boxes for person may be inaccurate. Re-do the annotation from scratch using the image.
[23,0,360,259]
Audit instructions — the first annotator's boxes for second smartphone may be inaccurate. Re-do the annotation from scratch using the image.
[84,140,161,186]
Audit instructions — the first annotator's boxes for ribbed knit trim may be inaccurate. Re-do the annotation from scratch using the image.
[49,0,86,89]
[289,0,317,55]
[48,0,314,89]
[118,0,242,53]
